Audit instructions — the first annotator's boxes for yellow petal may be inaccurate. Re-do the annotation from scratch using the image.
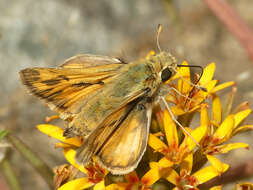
[211,81,235,93]
[171,106,186,116]
[188,105,201,114]
[184,125,208,151]
[163,110,178,147]
[37,124,82,147]
[195,80,217,102]
[105,184,124,190]
[206,155,227,174]
[164,168,179,185]
[180,153,193,173]
[199,63,215,85]
[217,143,249,153]
[177,61,191,94]
[144,159,173,186]
[233,125,253,135]
[141,167,161,187]
[63,148,87,174]
[211,95,222,125]
[201,104,210,127]
[149,162,159,169]
[206,80,218,92]
[213,115,234,142]
[158,157,174,168]
[209,186,223,190]
[234,109,251,128]
[193,164,229,184]
[148,134,167,152]
[177,61,189,76]
[93,181,105,190]
[55,142,72,148]
[57,178,93,190]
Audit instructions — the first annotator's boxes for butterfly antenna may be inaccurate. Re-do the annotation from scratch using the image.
[156,24,162,52]
[161,96,200,147]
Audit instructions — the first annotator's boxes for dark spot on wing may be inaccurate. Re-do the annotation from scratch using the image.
[42,79,61,86]
[20,69,41,83]
[58,75,69,81]
[72,82,92,88]
[72,81,104,88]
[57,103,68,110]
[47,90,63,100]
[34,88,52,98]
[22,69,40,77]
[30,69,40,76]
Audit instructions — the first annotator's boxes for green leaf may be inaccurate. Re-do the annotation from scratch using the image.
[0,130,9,141]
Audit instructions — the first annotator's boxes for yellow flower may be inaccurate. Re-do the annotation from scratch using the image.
[145,149,229,190]
[169,162,229,190]
[37,124,108,190]
[167,62,235,116]
[35,58,252,189]
[149,109,207,164]
[199,98,250,172]
[147,109,207,185]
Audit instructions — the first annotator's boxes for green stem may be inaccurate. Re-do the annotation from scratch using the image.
[7,134,54,188]
[1,158,21,190]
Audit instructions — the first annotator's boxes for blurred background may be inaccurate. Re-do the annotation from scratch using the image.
[0,0,253,189]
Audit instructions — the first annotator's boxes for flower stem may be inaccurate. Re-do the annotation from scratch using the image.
[7,134,54,188]
[1,158,21,190]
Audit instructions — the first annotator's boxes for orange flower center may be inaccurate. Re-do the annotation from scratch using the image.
[202,136,221,154]
[162,142,188,164]
[125,176,149,190]
[86,163,105,184]
[176,170,198,190]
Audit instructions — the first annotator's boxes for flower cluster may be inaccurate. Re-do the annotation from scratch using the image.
[37,55,252,190]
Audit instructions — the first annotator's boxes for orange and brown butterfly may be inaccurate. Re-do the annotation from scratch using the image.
[19,51,178,174]
[19,25,188,175]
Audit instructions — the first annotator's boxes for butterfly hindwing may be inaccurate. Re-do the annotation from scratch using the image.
[76,98,152,174]
[97,100,152,174]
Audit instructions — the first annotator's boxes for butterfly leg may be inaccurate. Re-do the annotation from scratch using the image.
[160,96,200,147]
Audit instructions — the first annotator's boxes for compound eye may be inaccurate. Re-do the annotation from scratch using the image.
[161,67,172,82]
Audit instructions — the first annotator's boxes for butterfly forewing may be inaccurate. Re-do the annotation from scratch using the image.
[19,55,124,120]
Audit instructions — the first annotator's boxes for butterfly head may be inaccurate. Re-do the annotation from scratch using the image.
[147,51,177,83]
